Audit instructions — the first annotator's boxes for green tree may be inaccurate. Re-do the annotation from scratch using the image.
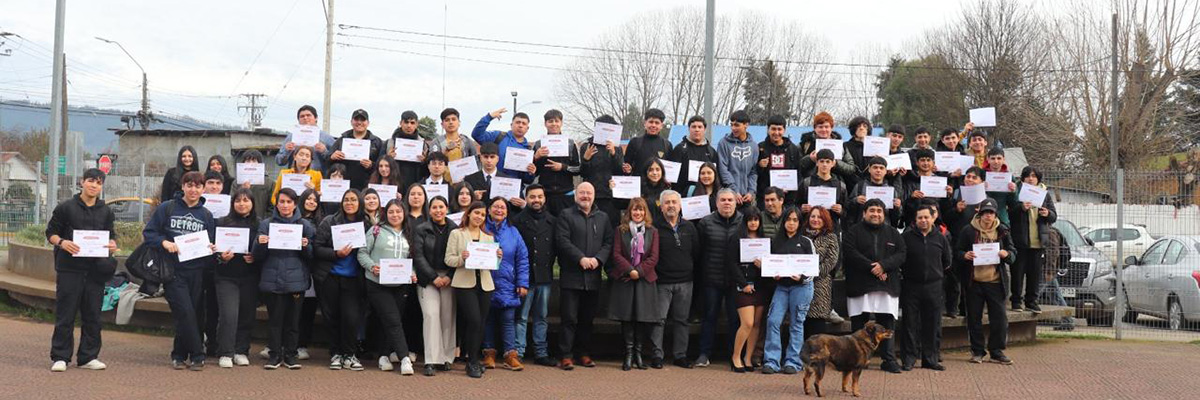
[0,128,50,164]
[875,55,968,137]
[620,103,641,140]
[742,59,792,124]
[417,116,437,141]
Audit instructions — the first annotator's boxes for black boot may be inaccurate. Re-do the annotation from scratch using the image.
[621,324,634,371]
[633,338,646,370]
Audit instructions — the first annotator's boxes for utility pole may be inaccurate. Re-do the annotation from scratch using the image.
[1110,11,1127,340]
[703,0,715,142]
[96,37,152,129]
[47,0,66,216]
[322,0,334,133]
[239,94,267,130]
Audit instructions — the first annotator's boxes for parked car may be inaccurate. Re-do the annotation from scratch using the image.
[1052,219,1117,326]
[1121,235,1200,331]
[1083,224,1155,265]
[106,197,158,223]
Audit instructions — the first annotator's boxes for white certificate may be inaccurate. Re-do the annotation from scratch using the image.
[503,147,534,172]
[379,258,414,285]
[466,241,500,270]
[447,212,464,226]
[293,125,320,147]
[175,230,213,262]
[202,194,230,218]
[769,169,799,191]
[332,222,366,249]
[660,159,682,183]
[806,186,837,208]
[541,136,570,157]
[215,227,250,254]
[863,136,890,158]
[321,179,351,203]
[342,138,371,161]
[592,121,622,146]
[920,176,948,198]
[268,223,303,250]
[815,139,844,159]
[369,184,399,202]
[935,152,961,173]
[424,184,449,203]
[393,138,423,162]
[739,238,771,263]
[761,254,820,277]
[865,186,895,209]
[681,195,710,220]
[972,242,1001,266]
[449,156,480,182]
[72,230,110,258]
[236,163,265,185]
[961,184,987,205]
[885,153,911,171]
[1018,184,1048,207]
[281,173,311,195]
[490,176,522,200]
[612,176,641,199]
[959,155,976,172]
[969,107,997,127]
[687,160,704,182]
[986,172,1012,192]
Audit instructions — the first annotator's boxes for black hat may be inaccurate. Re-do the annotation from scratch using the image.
[479,142,499,155]
[978,198,999,214]
[912,148,935,160]
[816,149,836,161]
[400,110,418,121]
[352,109,369,121]
[866,156,887,168]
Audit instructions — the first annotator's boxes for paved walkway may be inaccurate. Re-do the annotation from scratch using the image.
[5,315,1197,399]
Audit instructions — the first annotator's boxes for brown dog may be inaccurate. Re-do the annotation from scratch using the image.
[800,321,894,397]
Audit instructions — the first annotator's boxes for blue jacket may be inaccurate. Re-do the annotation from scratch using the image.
[485,218,530,308]
[471,114,536,183]
[717,132,758,195]
[142,195,217,272]
[253,209,315,294]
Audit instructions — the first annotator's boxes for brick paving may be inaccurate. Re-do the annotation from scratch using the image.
[5,315,1198,400]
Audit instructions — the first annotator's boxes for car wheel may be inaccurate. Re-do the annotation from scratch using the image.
[1120,292,1139,324]
[1167,298,1183,331]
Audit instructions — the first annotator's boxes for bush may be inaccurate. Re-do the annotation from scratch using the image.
[12,222,143,256]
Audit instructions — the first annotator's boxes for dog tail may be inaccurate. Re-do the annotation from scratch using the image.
[800,337,814,364]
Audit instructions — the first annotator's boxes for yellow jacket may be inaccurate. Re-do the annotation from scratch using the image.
[271,168,323,204]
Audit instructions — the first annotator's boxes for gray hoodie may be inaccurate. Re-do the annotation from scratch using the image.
[717,132,758,195]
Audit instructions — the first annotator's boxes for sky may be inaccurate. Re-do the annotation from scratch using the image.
[0,0,964,140]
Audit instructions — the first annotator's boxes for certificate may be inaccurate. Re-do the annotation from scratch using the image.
[863,136,890,158]
[815,139,843,159]
[687,160,704,182]
[986,172,1012,192]
[959,155,976,172]
[920,176,948,198]
[681,195,710,220]
[961,184,987,205]
[424,184,449,203]
[935,152,961,173]
[761,254,820,277]
[449,156,480,182]
[281,173,311,195]
[592,121,622,145]
[972,242,1001,266]
[503,147,534,172]
[332,222,366,250]
[739,238,770,263]
[236,163,264,185]
[202,194,230,218]
[447,212,464,226]
[885,153,911,171]
[490,176,522,200]
[806,186,837,208]
[215,227,250,254]
[541,136,570,157]
[321,179,350,203]
[369,184,399,202]
[864,186,895,209]
[465,242,500,270]
[268,223,303,250]
[379,258,414,285]
[175,230,213,262]
[342,138,371,161]
[293,125,320,147]
[769,169,799,191]
[660,159,682,183]
[72,230,110,258]
[612,176,641,199]
[969,107,997,127]
[1018,184,1048,207]
[393,138,423,162]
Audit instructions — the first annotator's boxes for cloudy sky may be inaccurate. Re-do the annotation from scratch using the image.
[2,0,965,138]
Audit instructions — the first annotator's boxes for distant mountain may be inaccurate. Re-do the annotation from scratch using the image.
[0,100,241,155]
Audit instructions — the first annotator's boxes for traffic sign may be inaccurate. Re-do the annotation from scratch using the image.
[98,155,113,174]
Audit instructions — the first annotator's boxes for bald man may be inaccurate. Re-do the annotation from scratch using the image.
[553,182,614,370]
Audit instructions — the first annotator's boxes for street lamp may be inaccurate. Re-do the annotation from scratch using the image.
[518,100,542,113]
[511,91,518,114]
[95,37,152,129]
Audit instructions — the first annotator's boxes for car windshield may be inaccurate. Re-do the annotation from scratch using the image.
[1053,221,1087,247]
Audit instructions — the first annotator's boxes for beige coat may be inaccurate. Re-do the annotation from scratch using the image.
[444,228,496,291]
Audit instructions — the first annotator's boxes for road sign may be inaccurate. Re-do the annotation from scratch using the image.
[98,155,113,174]
[42,156,66,175]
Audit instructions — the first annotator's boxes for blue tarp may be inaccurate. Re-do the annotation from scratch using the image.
[664,125,886,146]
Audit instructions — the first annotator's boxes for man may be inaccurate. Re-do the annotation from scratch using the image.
[328,109,383,189]
[667,115,720,193]
[143,171,218,370]
[276,105,335,173]
[848,157,903,228]
[955,198,1016,365]
[943,166,987,318]
[898,206,951,371]
[902,149,953,227]
[760,187,786,238]
[650,190,700,369]
[694,189,744,367]
[964,128,989,168]
[511,184,557,367]
[422,152,450,185]
[797,111,856,180]
[430,108,480,176]
[472,107,538,183]
[936,125,967,154]
[203,171,225,195]
[554,182,613,370]
[843,199,907,374]
[464,143,522,207]
[717,111,758,207]
[756,114,801,205]
[200,171,225,357]
[580,115,625,228]
[622,108,672,177]
[532,109,581,216]
[385,110,430,189]
[983,147,1016,227]
[46,168,118,372]
[797,149,847,227]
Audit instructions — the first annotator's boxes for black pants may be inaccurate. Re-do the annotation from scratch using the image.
[547,193,574,217]
[214,275,258,357]
[803,317,827,340]
[265,292,303,359]
[851,312,896,364]
[200,270,219,356]
[50,270,105,364]
[298,297,319,348]
[403,295,424,358]
[1011,248,1044,307]
[965,281,1007,356]
[455,286,492,363]
[559,288,599,359]
[899,280,944,367]
[316,274,364,357]
[944,269,962,315]
[365,280,412,359]
[164,268,206,363]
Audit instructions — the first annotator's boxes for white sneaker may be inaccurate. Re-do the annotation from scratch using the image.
[258,347,271,360]
[297,347,310,360]
[329,355,343,370]
[399,357,414,376]
[79,360,107,370]
[51,361,68,372]
[234,354,250,366]
[828,310,846,324]
[388,352,400,363]
[378,356,394,371]
[408,352,418,363]
[218,357,233,369]
[345,355,363,371]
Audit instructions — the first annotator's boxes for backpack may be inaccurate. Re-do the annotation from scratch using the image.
[126,201,177,285]
[1044,226,1070,281]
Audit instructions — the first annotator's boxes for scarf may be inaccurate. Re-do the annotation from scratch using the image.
[1027,183,1043,248]
[970,216,1001,283]
[629,221,646,266]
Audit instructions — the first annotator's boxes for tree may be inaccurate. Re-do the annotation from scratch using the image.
[1161,65,1200,149]
[742,59,792,124]
[875,55,968,134]
[0,128,50,164]
[417,116,437,141]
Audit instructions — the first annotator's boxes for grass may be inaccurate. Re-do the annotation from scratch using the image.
[12,222,143,257]
[1037,332,1112,341]
[0,291,172,337]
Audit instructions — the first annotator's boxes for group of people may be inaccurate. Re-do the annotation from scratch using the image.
[46,103,1060,379]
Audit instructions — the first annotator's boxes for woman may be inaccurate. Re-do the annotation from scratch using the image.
[641,159,671,221]
[608,197,660,371]
[843,117,871,177]
[443,201,501,379]
[214,188,259,368]
[362,189,382,226]
[761,206,816,375]
[687,162,721,211]
[450,181,475,216]
[481,197,530,371]
[405,183,429,227]
[1009,166,1057,312]
[312,189,367,371]
[357,199,419,375]
[207,155,235,195]
[160,146,199,202]
[802,206,840,339]
[412,196,458,376]
[727,207,769,372]
[252,188,315,370]
[369,156,402,187]
[272,146,323,205]
[294,188,322,360]
[322,164,349,216]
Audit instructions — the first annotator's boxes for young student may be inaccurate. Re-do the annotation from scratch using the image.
[580,115,625,228]
[444,201,501,378]
[143,171,217,370]
[405,183,429,228]
[982,147,1017,227]
[160,146,199,202]
[386,110,430,189]
[718,110,758,207]
[471,107,537,183]
[412,196,459,376]
[761,206,817,375]
[312,189,367,371]
[956,198,1016,365]
[510,185,557,366]
[214,188,260,368]
[362,189,383,226]
[272,145,322,204]
[623,109,672,178]
[200,171,225,358]
[727,207,767,373]
[531,109,581,216]
[636,158,671,220]
[797,149,848,227]
[944,167,988,318]
[206,155,235,195]
[321,164,349,217]
[235,150,273,218]
[843,116,872,181]
[328,109,384,190]
[254,188,316,370]
[295,188,323,360]
[481,197,530,372]
[47,168,118,372]
[276,105,335,173]
[357,199,419,375]
[608,197,660,372]
[450,182,475,214]
[964,129,989,168]
[667,115,720,194]
[797,112,856,181]
[756,115,801,205]
[464,143,516,203]
[848,157,904,228]
[936,126,967,154]
[368,156,402,200]
[430,108,480,180]
[687,162,722,212]
[422,152,450,186]
[1009,166,1057,313]
[902,149,954,226]
[884,125,911,182]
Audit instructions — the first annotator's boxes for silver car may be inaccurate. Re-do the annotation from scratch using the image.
[1052,219,1117,326]
[1121,235,1200,331]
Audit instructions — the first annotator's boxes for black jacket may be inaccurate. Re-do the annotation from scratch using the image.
[667,138,720,193]
[215,212,259,279]
[770,231,817,286]
[412,218,457,286]
[842,220,907,297]
[624,133,672,177]
[1008,183,1059,249]
[464,169,515,202]
[847,179,904,228]
[531,135,581,195]
[696,210,743,288]
[311,212,365,281]
[579,140,625,199]
[955,220,1018,292]
[798,174,848,226]
[555,205,613,291]
[512,207,557,285]
[654,217,700,284]
[757,137,801,204]
[385,127,428,189]
[45,194,117,276]
[329,129,384,190]
[900,227,952,284]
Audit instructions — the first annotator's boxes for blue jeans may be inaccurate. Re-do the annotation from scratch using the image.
[764,283,814,370]
[164,268,205,363]
[1039,278,1075,326]
[515,284,552,358]
[483,306,518,353]
[699,284,738,358]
